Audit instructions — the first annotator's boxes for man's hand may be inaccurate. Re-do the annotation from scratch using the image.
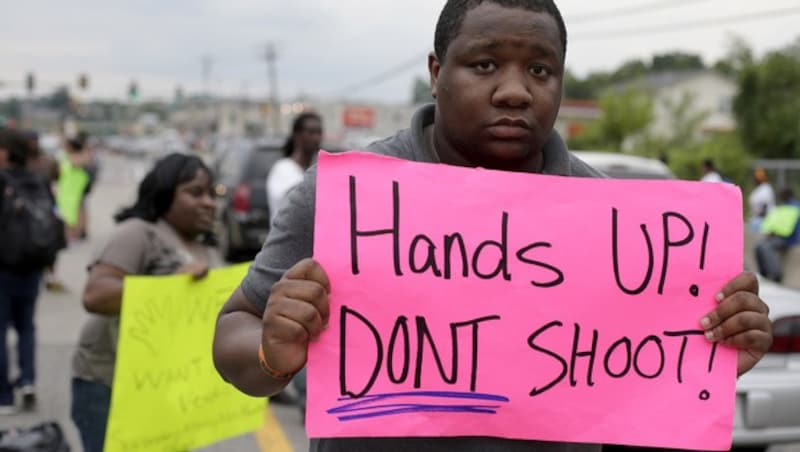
[261,258,331,377]
[700,272,773,376]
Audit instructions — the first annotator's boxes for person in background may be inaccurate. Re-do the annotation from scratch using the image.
[700,158,723,183]
[213,1,773,451]
[56,134,91,242]
[23,130,66,292]
[266,112,323,220]
[70,153,219,452]
[264,112,323,411]
[0,128,57,414]
[755,187,800,283]
[76,132,99,240]
[748,167,775,233]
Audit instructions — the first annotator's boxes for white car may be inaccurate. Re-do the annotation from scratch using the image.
[574,150,800,451]
[571,151,675,180]
[735,279,800,451]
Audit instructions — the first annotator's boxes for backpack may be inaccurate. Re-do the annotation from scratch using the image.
[0,169,66,270]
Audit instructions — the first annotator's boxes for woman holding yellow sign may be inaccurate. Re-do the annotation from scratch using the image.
[70,153,220,452]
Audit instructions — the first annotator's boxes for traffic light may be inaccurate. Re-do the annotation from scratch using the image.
[78,73,89,90]
[128,81,138,100]
[25,72,35,93]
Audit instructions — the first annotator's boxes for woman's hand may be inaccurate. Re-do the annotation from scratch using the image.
[178,261,209,280]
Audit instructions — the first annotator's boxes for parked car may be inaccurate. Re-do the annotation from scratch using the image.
[571,151,675,180]
[213,138,283,262]
[575,151,800,451]
[213,139,342,262]
[734,278,800,451]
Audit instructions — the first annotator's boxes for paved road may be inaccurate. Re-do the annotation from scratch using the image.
[0,152,797,452]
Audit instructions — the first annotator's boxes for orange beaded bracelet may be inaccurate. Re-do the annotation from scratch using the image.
[258,343,294,381]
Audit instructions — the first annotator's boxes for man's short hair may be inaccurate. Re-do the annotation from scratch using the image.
[434,0,567,62]
[0,127,32,167]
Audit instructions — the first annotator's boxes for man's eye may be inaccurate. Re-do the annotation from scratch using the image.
[530,65,550,78]
[474,61,496,73]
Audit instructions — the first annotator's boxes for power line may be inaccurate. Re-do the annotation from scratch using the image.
[323,51,429,97]
[573,6,800,39]
[568,0,712,24]
[323,5,800,96]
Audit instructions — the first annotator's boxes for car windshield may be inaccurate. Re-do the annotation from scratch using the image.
[242,147,283,181]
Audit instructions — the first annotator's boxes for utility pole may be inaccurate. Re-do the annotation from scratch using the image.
[201,55,213,99]
[261,43,280,135]
[201,55,217,136]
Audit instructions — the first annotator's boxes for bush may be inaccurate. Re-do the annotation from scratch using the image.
[665,133,753,186]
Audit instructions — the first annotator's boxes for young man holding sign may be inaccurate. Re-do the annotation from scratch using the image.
[213,1,773,450]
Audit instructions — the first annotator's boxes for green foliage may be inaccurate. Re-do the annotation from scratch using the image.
[612,59,649,81]
[568,87,653,151]
[666,133,752,186]
[661,92,710,149]
[733,39,800,158]
[563,69,595,100]
[41,86,72,113]
[563,51,706,99]
[0,98,22,120]
[651,52,705,72]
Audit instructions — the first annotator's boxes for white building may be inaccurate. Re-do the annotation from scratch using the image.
[624,70,737,139]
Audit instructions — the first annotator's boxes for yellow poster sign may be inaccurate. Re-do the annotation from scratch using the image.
[105,263,263,452]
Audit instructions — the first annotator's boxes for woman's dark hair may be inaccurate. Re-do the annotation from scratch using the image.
[115,153,212,223]
[0,127,32,167]
[282,112,321,157]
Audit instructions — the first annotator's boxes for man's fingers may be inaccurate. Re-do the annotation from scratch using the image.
[266,297,325,341]
[282,258,331,293]
[271,279,330,326]
[261,314,309,374]
[704,311,772,344]
[701,291,768,331]
[722,330,773,353]
[718,272,759,299]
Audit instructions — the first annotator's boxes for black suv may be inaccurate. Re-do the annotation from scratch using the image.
[213,138,284,262]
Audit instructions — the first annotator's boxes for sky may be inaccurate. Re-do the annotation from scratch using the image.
[1,0,798,104]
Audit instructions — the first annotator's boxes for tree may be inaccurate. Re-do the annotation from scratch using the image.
[612,59,648,81]
[651,52,705,72]
[660,92,710,149]
[410,76,432,105]
[0,98,22,121]
[568,87,653,151]
[42,86,72,114]
[733,39,800,159]
[563,69,594,99]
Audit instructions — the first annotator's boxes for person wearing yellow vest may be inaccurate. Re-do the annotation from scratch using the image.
[56,135,90,242]
[755,187,800,282]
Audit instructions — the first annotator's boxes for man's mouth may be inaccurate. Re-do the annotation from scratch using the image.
[487,117,532,139]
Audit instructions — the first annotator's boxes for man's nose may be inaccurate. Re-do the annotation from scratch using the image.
[492,69,533,108]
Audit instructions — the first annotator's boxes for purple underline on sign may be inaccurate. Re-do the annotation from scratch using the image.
[327,391,510,421]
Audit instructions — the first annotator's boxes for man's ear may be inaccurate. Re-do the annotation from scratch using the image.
[428,52,440,99]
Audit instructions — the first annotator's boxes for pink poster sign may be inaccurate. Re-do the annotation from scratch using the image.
[308,151,743,450]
